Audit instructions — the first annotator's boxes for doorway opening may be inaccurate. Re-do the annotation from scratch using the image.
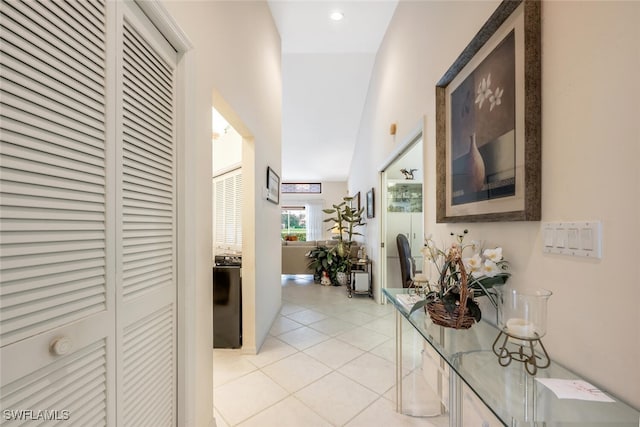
[378,130,424,300]
[212,107,243,255]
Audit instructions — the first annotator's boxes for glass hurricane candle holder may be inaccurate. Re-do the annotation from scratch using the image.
[492,287,552,375]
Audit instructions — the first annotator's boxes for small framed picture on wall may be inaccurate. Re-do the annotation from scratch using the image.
[366,188,375,218]
[266,166,280,204]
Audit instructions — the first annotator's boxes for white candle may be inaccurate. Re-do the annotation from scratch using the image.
[506,318,535,339]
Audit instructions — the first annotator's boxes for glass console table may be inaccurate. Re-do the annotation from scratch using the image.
[383,288,640,426]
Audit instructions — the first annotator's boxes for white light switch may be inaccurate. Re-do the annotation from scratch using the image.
[568,228,579,249]
[541,221,601,259]
[580,228,593,250]
[543,228,554,247]
[556,228,567,248]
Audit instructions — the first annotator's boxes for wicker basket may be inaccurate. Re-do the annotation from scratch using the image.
[426,252,477,329]
[426,300,476,329]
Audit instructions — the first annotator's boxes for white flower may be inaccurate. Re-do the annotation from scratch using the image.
[480,260,500,277]
[489,87,503,111]
[464,254,483,273]
[483,247,503,262]
[475,74,492,109]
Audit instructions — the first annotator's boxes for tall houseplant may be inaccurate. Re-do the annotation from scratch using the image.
[322,196,364,283]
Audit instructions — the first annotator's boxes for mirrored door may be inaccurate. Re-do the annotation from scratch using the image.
[380,136,424,293]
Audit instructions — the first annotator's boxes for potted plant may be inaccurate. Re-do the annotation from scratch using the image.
[333,258,349,286]
[322,197,364,284]
[410,229,510,329]
[306,245,334,283]
[305,244,350,285]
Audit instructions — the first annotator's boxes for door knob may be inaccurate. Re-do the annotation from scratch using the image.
[50,336,72,356]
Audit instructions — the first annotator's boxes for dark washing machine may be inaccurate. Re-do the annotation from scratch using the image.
[213,254,242,348]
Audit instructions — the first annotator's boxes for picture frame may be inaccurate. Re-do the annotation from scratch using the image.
[266,166,280,204]
[366,188,375,219]
[435,0,541,223]
[350,192,361,211]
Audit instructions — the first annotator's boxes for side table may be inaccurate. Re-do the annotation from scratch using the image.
[347,258,372,298]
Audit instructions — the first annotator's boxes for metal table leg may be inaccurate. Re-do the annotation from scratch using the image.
[395,308,403,413]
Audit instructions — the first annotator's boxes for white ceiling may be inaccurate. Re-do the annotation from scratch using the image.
[268,1,398,182]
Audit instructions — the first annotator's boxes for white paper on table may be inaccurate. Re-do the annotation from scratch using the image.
[395,294,424,311]
[535,378,615,402]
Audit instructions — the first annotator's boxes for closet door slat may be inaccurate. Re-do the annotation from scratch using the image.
[0,0,107,347]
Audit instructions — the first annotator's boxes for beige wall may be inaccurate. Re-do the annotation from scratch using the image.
[161,1,281,425]
[350,0,640,408]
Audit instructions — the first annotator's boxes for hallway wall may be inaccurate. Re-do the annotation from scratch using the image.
[350,0,640,408]
[160,1,282,425]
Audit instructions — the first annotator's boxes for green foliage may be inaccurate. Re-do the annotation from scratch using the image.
[442,293,458,313]
[306,246,333,275]
[322,198,364,242]
[281,212,301,228]
[305,197,365,285]
[322,196,364,266]
[305,245,345,284]
[467,299,482,322]
[282,231,307,242]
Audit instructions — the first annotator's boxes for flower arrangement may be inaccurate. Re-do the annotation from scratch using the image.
[410,229,510,328]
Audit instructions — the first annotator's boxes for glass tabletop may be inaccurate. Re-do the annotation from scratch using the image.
[383,287,640,426]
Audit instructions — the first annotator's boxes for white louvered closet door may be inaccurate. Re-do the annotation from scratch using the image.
[0,0,114,425]
[0,1,178,425]
[116,3,177,426]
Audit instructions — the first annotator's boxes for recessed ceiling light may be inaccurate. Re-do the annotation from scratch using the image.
[330,11,344,21]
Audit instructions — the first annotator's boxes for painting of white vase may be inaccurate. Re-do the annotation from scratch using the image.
[435,0,542,222]
[449,31,517,207]
[467,134,486,192]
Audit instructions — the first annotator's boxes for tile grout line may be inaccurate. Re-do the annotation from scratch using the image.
[215,278,421,427]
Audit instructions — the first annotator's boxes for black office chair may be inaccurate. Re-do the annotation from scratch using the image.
[396,233,417,288]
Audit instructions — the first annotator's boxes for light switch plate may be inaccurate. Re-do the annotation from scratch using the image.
[543,227,554,247]
[542,221,601,258]
[567,228,579,249]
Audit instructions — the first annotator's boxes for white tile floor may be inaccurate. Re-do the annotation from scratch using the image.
[213,276,450,427]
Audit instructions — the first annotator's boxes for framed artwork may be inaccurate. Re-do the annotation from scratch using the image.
[366,188,375,219]
[435,0,541,222]
[266,166,280,204]
[350,192,361,211]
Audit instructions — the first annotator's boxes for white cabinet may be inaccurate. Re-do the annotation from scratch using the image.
[386,181,423,259]
[386,212,424,287]
[384,180,423,288]
[387,181,423,213]
[386,212,424,257]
